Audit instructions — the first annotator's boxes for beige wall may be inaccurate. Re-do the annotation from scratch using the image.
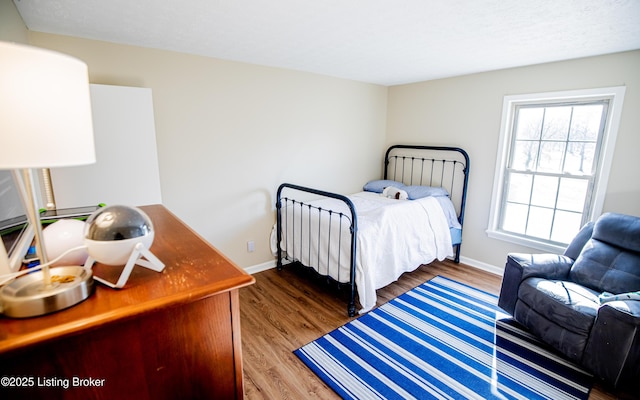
[387,50,640,268]
[3,5,638,271]
[24,33,388,268]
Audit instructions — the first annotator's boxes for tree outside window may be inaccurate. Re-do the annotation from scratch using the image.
[488,87,625,253]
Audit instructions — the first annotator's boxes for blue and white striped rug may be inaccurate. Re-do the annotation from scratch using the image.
[294,276,593,399]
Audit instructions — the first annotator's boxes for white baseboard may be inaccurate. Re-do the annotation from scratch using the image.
[459,256,504,276]
[245,256,504,277]
[244,259,277,275]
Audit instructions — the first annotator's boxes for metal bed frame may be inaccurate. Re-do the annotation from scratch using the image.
[275,145,470,316]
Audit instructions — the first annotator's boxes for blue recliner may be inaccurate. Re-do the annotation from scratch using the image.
[498,212,640,392]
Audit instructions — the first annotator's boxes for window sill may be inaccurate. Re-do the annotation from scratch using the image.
[486,229,566,254]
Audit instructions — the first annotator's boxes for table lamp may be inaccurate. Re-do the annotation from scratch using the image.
[0,42,96,318]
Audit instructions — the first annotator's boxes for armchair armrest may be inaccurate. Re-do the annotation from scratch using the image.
[584,301,640,391]
[601,299,640,322]
[498,253,574,315]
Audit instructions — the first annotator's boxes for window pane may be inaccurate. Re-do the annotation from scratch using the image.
[503,202,528,234]
[511,141,539,171]
[531,175,558,208]
[564,142,596,175]
[506,173,532,203]
[493,90,621,251]
[542,106,571,140]
[551,210,583,243]
[515,108,543,140]
[557,178,588,212]
[538,141,566,172]
[526,206,553,239]
[570,104,603,142]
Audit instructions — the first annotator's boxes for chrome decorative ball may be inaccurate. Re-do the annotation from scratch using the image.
[84,205,155,265]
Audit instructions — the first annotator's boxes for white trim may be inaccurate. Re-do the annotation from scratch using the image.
[487,86,626,252]
[244,259,277,274]
[245,257,504,279]
[485,230,565,254]
[487,92,517,235]
[459,256,503,276]
[590,86,626,216]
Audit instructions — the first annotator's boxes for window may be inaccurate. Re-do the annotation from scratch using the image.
[488,87,626,253]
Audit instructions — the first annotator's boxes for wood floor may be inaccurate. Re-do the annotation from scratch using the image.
[239,260,618,399]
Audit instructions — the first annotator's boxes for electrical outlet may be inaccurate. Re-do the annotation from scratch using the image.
[247,240,255,253]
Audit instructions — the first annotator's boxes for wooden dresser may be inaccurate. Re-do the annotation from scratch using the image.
[0,205,255,399]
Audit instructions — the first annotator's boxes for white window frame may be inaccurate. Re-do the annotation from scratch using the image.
[487,86,626,253]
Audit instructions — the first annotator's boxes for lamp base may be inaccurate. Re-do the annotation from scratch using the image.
[85,242,164,289]
[0,266,94,318]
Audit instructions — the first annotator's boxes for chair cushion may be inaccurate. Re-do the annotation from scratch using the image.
[569,213,640,294]
[593,212,640,252]
[570,241,640,294]
[517,277,599,336]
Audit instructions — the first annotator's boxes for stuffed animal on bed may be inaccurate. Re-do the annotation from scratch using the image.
[382,186,408,200]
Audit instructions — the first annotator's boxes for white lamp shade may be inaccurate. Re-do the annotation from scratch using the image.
[0,42,95,169]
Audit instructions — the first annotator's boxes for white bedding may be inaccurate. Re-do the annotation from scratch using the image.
[274,191,453,313]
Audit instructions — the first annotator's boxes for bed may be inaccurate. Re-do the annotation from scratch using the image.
[273,145,469,316]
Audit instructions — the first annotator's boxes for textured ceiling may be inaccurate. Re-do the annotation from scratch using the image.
[12,0,640,86]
